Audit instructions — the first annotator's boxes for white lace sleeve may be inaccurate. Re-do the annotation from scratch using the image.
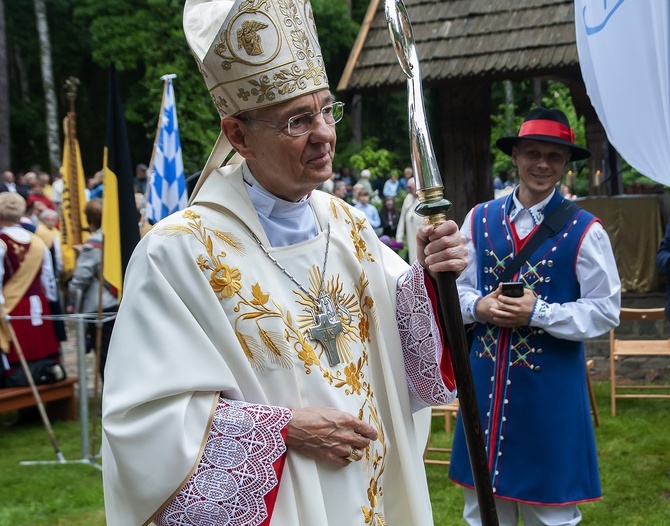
[155,397,292,526]
[396,261,456,407]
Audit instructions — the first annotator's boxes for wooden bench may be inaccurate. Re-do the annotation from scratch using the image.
[0,377,78,421]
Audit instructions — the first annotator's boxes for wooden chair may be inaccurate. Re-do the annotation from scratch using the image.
[610,307,670,416]
[586,359,600,427]
[424,399,459,466]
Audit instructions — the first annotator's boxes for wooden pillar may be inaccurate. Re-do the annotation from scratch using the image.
[569,80,623,196]
[437,81,493,226]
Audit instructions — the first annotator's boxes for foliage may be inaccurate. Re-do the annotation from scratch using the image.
[4,0,362,177]
[5,0,90,174]
[334,90,413,172]
[489,100,524,181]
[347,139,400,180]
[311,0,360,85]
[73,0,219,176]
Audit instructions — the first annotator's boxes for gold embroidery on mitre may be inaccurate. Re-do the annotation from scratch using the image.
[201,0,327,117]
[216,9,281,68]
[237,20,268,55]
[213,95,230,116]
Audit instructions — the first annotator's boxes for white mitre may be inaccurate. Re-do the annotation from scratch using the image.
[183,0,330,200]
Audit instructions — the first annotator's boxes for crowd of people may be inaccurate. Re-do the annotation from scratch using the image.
[318,165,419,260]
[0,162,150,394]
[0,168,65,391]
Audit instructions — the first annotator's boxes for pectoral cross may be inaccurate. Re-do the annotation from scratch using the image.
[310,312,343,367]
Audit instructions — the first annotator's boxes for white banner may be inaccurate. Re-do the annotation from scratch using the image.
[575,0,670,185]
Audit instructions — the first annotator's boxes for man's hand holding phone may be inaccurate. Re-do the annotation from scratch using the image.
[501,282,525,298]
[475,282,534,327]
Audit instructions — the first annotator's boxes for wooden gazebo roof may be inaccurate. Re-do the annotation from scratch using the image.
[338,0,580,93]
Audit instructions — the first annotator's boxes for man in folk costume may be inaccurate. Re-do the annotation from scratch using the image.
[0,193,60,383]
[450,107,621,525]
[101,1,468,525]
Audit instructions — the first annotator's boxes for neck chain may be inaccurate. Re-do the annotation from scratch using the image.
[251,224,343,366]
[252,223,331,303]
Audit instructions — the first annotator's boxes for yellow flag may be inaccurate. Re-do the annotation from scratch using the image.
[60,116,89,278]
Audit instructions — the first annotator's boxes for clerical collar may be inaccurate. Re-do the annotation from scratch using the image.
[508,189,554,225]
[242,163,318,247]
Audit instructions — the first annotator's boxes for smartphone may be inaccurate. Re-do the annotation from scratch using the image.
[501,282,524,298]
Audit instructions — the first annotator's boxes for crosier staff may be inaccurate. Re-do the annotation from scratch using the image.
[384,1,498,524]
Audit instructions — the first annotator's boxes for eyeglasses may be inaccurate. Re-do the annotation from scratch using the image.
[239,101,345,137]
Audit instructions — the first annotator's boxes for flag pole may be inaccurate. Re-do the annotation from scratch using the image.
[89,239,105,457]
[0,308,65,462]
[139,74,176,231]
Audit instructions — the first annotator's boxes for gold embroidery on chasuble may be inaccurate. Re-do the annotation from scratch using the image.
[155,208,388,525]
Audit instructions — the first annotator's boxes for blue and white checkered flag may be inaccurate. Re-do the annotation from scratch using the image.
[146,76,187,223]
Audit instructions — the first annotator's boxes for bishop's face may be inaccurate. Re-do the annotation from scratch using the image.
[241,90,337,202]
[512,139,570,207]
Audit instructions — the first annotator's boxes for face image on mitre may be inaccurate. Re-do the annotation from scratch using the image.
[184,0,330,119]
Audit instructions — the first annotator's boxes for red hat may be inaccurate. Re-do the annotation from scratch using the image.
[496,107,591,161]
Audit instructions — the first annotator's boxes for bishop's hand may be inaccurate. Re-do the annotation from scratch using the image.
[416,220,468,278]
[286,407,378,467]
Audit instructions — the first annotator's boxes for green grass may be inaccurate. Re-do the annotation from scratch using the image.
[0,412,105,526]
[427,381,670,525]
[0,382,668,525]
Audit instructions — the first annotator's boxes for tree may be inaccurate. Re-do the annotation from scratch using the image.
[0,0,9,172]
[33,0,60,176]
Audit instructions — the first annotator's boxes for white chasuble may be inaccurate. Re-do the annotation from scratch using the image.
[102,163,452,526]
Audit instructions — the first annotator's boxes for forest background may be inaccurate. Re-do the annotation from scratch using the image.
[0,0,648,197]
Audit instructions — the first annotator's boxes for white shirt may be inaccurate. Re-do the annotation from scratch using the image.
[457,190,620,341]
[243,164,318,247]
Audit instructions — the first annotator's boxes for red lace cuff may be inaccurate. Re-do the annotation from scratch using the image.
[397,261,457,403]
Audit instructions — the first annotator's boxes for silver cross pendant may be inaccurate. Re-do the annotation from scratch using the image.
[310,296,343,366]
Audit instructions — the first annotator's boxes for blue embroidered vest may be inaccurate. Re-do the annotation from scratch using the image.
[449,192,602,505]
